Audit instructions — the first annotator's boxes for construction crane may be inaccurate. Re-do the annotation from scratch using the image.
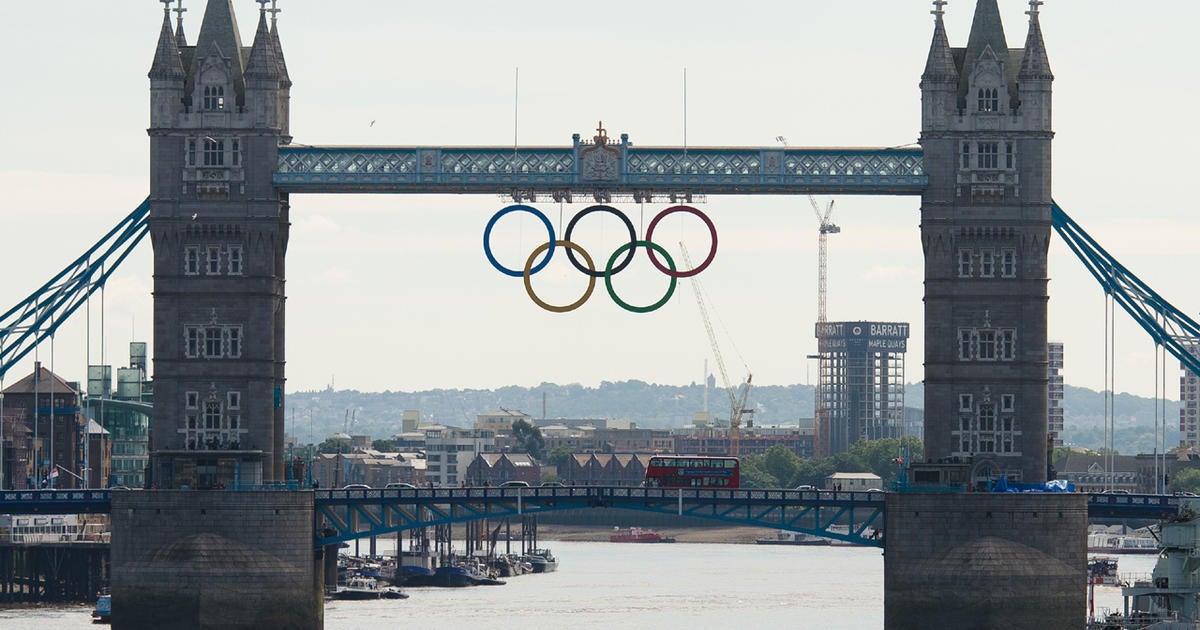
[680,243,753,456]
[810,195,839,458]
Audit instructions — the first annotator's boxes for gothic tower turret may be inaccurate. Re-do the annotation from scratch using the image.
[147,0,291,487]
[919,0,1054,484]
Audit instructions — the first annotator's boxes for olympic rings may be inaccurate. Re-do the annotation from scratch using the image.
[564,205,637,278]
[483,203,716,313]
[645,205,717,278]
[523,240,596,313]
[483,204,555,277]
[605,240,677,314]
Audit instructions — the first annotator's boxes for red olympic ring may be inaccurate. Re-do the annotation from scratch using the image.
[644,205,718,278]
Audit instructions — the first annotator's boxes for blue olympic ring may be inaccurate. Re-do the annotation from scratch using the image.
[482,204,556,277]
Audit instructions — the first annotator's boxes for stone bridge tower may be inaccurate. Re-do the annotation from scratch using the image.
[147,0,292,488]
[920,0,1054,484]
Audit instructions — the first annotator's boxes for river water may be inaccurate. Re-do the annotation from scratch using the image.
[0,543,1157,629]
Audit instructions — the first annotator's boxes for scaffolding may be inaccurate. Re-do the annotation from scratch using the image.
[816,321,909,455]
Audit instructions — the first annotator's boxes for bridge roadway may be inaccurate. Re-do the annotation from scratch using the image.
[0,488,1179,548]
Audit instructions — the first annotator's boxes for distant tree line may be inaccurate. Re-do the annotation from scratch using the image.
[739,436,924,489]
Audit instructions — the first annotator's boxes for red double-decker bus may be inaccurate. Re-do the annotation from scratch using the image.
[644,456,740,489]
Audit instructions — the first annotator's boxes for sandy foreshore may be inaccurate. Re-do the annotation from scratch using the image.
[535,524,776,544]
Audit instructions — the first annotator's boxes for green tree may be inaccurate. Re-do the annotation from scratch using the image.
[547,446,572,472]
[1171,468,1200,494]
[738,456,778,489]
[761,445,803,488]
[511,419,546,460]
[317,436,351,454]
[372,439,396,452]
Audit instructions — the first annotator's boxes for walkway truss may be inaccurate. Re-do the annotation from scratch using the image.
[1051,201,1200,379]
[314,487,886,547]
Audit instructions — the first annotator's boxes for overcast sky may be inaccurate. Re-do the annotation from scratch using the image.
[1,1,1197,404]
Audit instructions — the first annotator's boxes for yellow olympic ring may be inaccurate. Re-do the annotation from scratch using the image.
[523,240,597,313]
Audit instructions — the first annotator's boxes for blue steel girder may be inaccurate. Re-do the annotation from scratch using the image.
[274,144,926,196]
[0,198,150,380]
[313,487,886,548]
[1051,202,1200,379]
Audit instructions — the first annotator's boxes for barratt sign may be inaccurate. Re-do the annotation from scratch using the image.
[815,321,909,353]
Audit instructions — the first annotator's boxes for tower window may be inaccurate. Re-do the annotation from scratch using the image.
[187,140,197,167]
[959,394,973,412]
[206,246,221,274]
[999,329,1016,360]
[961,142,971,169]
[228,246,242,275]
[184,246,200,275]
[1001,249,1017,278]
[1005,142,1014,169]
[204,400,221,429]
[186,391,199,409]
[958,249,973,277]
[205,327,223,358]
[977,330,997,360]
[977,88,999,113]
[227,392,241,410]
[977,142,999,169]
[226,326,242,358]
[980,249,995,278]
[185,327,202,358]
[203,85,225,111]
[1001,394,1015,413]
[959,329,974,361]
[231,138,241,167]
[203,138,225,167]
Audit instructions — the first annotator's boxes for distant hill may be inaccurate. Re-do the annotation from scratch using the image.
[287,381,1180,455]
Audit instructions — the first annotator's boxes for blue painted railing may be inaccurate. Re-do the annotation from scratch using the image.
[274,143,926,196]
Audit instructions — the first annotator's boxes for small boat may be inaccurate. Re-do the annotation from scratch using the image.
[395,565,438,587]
[610,527,676,543]
[524,548,558,573]
[432,564,506,587]
[1087,556,1124,586]
[330,576,395,600]
[92,592,112,624]
[755,531,833,546]
[1087,533,1159,555]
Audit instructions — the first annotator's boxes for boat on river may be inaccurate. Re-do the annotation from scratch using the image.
[755,531,833,546]
[524,548,558,573]
[92,592,111,623]
[1088,557,1124,586]
[330,576,408,600]
[611,527,676,543]
[1087,533,1159,555]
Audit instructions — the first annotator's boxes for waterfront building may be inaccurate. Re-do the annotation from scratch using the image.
[672,428,815,459]
[475,409,531,434]
[814,321,909,455]
[465,453,540,485]
[309,449,423,488]
[919,1,1054,484]
[86,342,152,489]
[825,472,883,491]
[422,425,495,486]
[146,0,293,487]
[1,365,87,489]
[542,425,674,454]
[1181,344,1200,449]
[1048,341,1064,448]
[559,453,652,486]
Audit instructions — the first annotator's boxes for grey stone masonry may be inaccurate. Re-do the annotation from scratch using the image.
[148,1,292,486]
[110,490,322,629]
[920,2,1054,483]
[883,492,1086,630]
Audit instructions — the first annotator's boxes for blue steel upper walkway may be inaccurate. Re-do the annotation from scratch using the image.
[0,488,1180,548]
[273,131,926,197]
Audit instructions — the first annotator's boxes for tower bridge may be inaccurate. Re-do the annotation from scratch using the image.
[2,0,1197,628]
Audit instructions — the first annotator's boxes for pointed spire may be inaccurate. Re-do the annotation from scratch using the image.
[958,0,1011,98]
[172,1,188,48]
[1019,0,1053,80]
[244,8,281,81]
[922,1,959,84]
[268,0,291,87]
[149,3,186,81]
[191,0,246,105]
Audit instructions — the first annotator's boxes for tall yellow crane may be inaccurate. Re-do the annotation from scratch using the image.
[681,243,753,456]
[810,196,839,457]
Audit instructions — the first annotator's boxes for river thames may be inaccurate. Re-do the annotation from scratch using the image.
[0,542,1153,629]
